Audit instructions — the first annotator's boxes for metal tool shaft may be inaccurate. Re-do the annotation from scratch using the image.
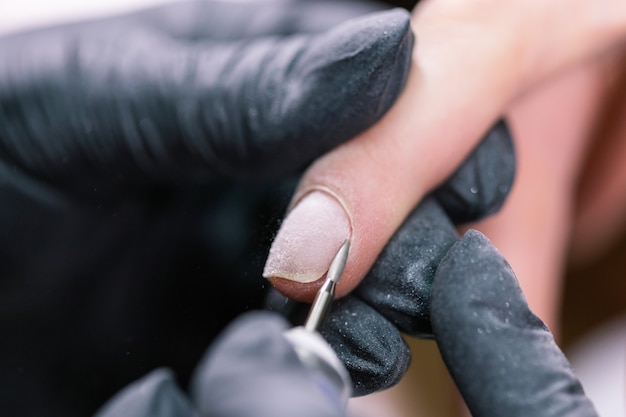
[304,239,350,332]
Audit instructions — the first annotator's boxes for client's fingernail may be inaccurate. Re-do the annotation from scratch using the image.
[263,191,351,283]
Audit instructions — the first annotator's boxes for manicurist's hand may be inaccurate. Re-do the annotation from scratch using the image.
[265,0,626,301]
[96,232,598,417]
[431,230,598,417]
[95,312,351,417]
[0,2,416,415]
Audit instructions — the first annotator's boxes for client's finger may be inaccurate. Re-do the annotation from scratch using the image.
[431,230,597,417]
[263,3,526,301]
[265,0,626,302]
[319,120,514,394]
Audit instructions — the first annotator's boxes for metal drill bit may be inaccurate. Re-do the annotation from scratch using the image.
[304,239,350,332]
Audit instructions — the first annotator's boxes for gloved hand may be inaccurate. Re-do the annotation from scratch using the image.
[0,1,589,415]
[94,312,349,417]
[0,1,414,415]
[431,230,597,417]
[317,119,517,394]
[94,235,597,417]
[0,0,411,195]
[315,118,593,415]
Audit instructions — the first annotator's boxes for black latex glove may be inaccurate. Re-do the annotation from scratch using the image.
[317,119,517,393]
[432,230,597,417]
[316,119,595,414]
[95,239,596,417]
[0,1,413,416]
[95,312,349,417]
[0,0,412,195]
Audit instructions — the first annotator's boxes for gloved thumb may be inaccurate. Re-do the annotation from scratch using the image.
[190,312,345,417]
[431,230,598,417]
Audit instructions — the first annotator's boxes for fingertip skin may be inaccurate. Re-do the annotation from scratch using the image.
[431,230,598,417]
[268,277,321,302]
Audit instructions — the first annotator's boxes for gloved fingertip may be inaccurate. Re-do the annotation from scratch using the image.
[433,119,516,224]
[317,8,414,67]
[306,8,414,118]
[237,8,415,179]
[322,297,410,396]
[356,197,458,338]
[431,230,597,417]
[94,369,194,417]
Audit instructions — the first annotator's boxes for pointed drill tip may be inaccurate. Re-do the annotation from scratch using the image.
[327,239,350,285]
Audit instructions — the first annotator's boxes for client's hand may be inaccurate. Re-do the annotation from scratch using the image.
[265,0,626,304]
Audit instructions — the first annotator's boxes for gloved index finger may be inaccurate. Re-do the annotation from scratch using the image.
[431,230,598,417]
[0,9,413,200]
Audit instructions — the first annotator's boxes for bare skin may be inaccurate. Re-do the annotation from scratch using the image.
[268,0,626,302]
[472,55,615,331]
